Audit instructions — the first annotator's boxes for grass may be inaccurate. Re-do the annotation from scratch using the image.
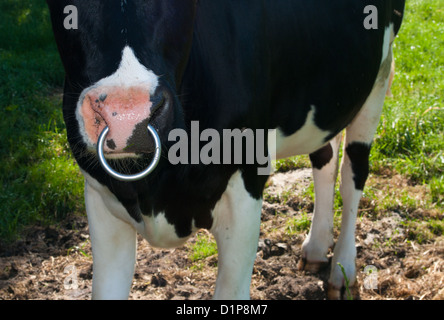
[0,0,442,251]
[273,156,310,173]
[0,0,84,242]
[337,263,353,300]
[371,0,444,190]
[286,212,311,235]
[188,233,218,270]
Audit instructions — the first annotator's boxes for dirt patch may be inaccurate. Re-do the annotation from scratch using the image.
[0,169,443,300]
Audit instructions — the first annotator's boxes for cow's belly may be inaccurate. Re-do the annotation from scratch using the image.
[138,214,193,249]
[271,106,332,159]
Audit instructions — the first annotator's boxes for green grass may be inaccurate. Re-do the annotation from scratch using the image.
[0,0,442,245]
[273,156,310,173]
[371,0,444,189]
[337,263,353,300]
[188,233,218,270]
[286,212,311,235]
[0,0,84,242]
[189,234,218,262]
[369,0,444,243]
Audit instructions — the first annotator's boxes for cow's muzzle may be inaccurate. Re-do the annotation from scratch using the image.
[97,124,161,181]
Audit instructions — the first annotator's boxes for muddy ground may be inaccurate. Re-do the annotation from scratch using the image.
[1,168,443,300]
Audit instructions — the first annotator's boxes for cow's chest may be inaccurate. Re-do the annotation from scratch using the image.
[82,171,190,247]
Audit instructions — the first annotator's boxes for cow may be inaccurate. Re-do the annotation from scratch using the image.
[46,0,405,300]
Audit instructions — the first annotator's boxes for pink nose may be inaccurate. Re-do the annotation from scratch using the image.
[81,86,153,153]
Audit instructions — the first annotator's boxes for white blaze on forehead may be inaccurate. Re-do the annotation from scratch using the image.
[96,46,159,93]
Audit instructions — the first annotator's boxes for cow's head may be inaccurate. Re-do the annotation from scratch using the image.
[47,0,196,177]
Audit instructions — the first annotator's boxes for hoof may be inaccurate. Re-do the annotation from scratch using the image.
[327,283,360,300]
[298,258,329,273]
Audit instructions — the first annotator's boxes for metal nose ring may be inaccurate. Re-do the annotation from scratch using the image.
[97,124,161,181]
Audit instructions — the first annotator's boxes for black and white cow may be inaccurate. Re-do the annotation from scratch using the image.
[46,0,405,299]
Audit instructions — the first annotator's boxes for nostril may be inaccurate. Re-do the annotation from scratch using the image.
[99,93,108,102]
[94,111,105,126]
[106,139,116,150]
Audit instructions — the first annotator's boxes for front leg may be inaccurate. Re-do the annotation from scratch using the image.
[84,180,137,300]
[210,171,263,300]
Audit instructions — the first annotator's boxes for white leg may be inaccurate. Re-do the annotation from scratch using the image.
[328,49,393,299]
[300,134,342,272]
[210,171,263,300]
[85,181,137,300]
